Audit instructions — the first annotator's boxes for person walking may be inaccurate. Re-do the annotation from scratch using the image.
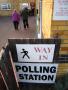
[21,7,29,29]
[12,9,20,30]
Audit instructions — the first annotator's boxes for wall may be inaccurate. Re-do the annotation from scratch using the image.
[42,0,53,38]
[42,0,68,78]
[0,0,36,16]
[51,0,68,77]
[42,0,68,54]
[0,0,13,16]
[51,0,68,55]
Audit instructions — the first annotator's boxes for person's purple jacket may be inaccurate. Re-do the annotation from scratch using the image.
[12,10,20,22]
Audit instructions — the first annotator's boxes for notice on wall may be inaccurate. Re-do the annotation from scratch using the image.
[14,63,58,83]
[19,3,30,10]
[0,3,11,10]
[53,0,68,20]
[16,44,55,62]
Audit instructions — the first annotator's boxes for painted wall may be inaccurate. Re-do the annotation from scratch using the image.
[0,0,12,16]
[51,0,68,77]
[42,0,68,78]
[42,0,68,55]
[42,0,53,38]
[0,0,36,16]
[51,0,68,55]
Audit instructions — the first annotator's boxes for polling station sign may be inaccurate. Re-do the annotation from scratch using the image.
[14,63,58,83]
[16,44,55,62]
[8,39,61,84]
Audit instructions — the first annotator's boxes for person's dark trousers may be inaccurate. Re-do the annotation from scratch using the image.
[23,19,29,29]
[13,21,19,30]
[32,9,34,16]
[31,9,34,16]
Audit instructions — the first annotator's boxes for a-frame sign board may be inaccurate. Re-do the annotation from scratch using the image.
[8,39,61,90]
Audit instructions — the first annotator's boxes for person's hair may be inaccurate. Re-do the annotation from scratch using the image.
[13,9,17,12]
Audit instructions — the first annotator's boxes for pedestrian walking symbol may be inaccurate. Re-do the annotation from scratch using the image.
[21,49,30,59]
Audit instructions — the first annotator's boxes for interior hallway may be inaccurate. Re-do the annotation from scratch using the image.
[0,16,37,50]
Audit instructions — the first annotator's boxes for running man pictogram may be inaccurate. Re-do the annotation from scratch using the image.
[21,49,30,59]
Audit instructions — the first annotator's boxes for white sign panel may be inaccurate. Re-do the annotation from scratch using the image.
[19,3,31,10]
[16,44,55,62]
[53,0,68,20]
[0,3,11,10]
[14,63,58,83]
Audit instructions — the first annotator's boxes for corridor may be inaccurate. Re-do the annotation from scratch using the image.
[0,16,37,50]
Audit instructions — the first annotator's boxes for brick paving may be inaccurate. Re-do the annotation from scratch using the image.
[0,16,37,50]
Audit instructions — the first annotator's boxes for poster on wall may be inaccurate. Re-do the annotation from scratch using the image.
[53,0,68,20]
[0,3,11,10]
